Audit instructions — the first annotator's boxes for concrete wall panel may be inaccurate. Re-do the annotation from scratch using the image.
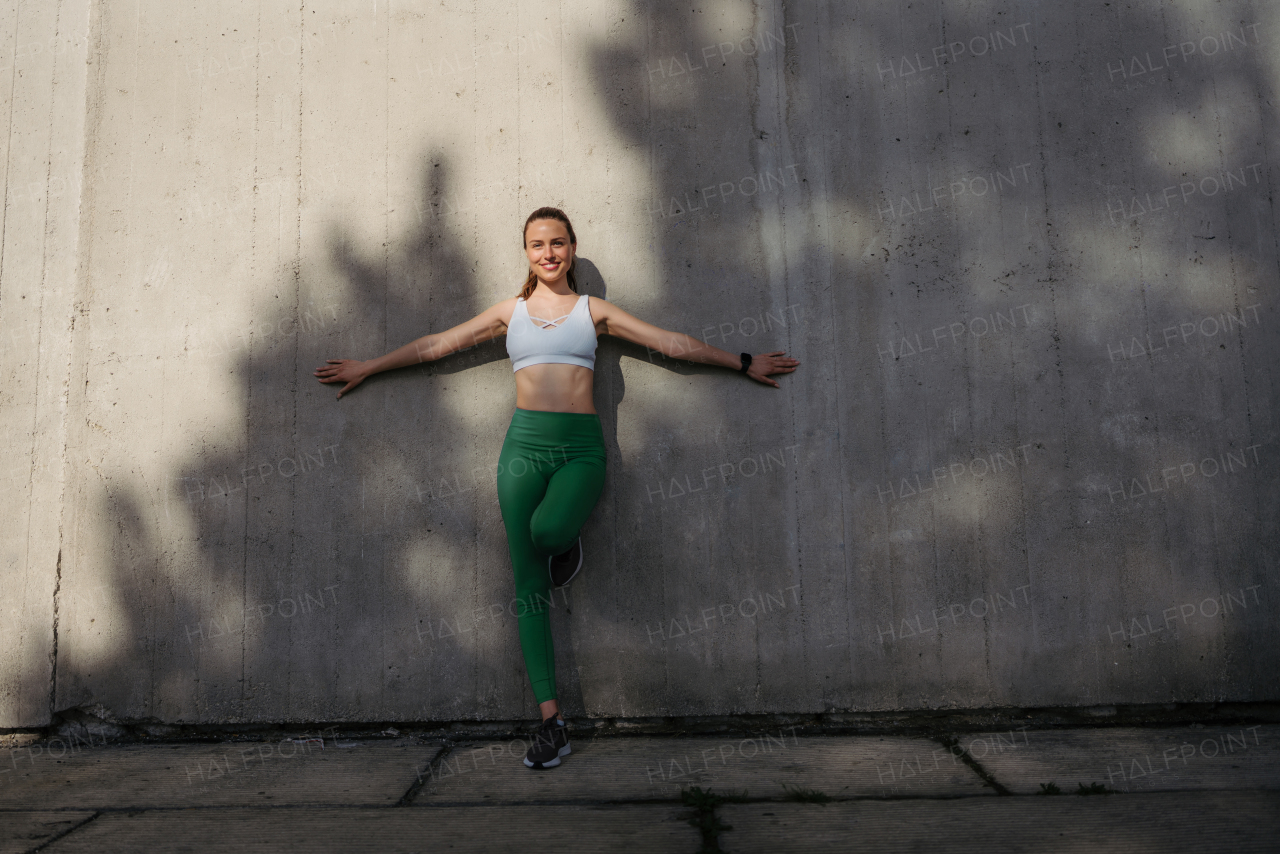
[0,0,91,728]
[1,0,1275,726]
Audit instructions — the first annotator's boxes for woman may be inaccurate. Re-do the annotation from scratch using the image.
[315,207,799,769]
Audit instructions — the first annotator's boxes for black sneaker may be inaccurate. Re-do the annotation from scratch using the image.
[548,537,583,588]
[523,715,571,769]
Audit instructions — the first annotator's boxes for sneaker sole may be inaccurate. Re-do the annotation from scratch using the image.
[550,538,583,588]
[523,743,572,769]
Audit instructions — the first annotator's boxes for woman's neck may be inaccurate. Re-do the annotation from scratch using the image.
[533,283,576,298]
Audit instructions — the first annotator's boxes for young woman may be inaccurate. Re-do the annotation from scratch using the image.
[315,207,799,768]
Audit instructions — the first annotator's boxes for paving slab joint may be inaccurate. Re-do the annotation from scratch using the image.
[935,735,1011,796]
[395,743,450,807]
[25,810,101,853]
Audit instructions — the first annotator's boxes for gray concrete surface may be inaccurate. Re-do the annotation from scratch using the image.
[34,807,703,854]
[970,724,1280,794]
[413,733,987,803]
[0,737,441,809]
[0,727,1275,853]
[2,0,1278,729]
[0,813,94,854]
[717,793,1280,853]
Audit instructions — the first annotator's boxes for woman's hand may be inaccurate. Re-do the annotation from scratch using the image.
[314,359,369,399]
[746,351,800,388]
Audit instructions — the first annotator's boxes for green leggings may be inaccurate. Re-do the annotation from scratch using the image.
[496,408,606,704]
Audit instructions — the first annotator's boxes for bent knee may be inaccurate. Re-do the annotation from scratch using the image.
[530,522,576,556]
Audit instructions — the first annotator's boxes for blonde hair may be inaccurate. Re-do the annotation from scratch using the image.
[518,207,577,300]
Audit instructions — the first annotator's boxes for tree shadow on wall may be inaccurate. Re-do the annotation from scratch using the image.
[55,153,723,727]
[48,0,1278,731]
[582,0,1277,713]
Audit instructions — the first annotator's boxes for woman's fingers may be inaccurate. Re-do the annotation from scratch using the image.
[762,358,799,375]
[336,377,363,399]
[746,352,800,385]
[315,359,354,379]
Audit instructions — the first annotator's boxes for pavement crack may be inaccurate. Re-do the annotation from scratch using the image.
[680,787,742,853]
[47,549,62,719]
[394,743,449,807]
[935,735,1012,796]
[26,810,101,853]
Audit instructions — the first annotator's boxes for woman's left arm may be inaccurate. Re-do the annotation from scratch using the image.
[592,296,800,387]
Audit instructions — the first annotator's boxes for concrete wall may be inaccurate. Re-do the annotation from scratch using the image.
[2,0,1277,727]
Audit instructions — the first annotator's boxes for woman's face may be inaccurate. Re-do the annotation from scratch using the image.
[524,219,575,288]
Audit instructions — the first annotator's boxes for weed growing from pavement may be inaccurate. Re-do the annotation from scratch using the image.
[681,787,748,853]
[781,784,832,803]
[1076,782,1118,795]
[1037,781,1120,795]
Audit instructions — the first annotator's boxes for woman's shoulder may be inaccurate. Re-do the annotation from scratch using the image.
[487,296,521,311]
[478,296,521,328]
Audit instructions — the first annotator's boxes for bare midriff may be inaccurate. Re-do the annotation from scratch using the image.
[514,363,596,414]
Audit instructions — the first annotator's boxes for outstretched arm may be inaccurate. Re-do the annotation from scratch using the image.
[591,296,799,388]
[314,298,517,398]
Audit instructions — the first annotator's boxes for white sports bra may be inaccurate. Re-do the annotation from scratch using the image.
[505,294,598,372]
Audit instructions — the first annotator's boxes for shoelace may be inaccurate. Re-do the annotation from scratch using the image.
[534,717,564,742]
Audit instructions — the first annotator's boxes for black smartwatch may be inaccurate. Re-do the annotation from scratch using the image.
[738,352,752,373]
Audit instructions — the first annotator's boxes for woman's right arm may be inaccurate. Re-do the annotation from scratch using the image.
[314,298,516,398]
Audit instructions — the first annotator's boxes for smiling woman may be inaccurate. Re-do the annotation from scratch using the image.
[313,205,799,770]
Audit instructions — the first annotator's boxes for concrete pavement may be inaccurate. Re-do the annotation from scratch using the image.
[2,721,1277,852]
